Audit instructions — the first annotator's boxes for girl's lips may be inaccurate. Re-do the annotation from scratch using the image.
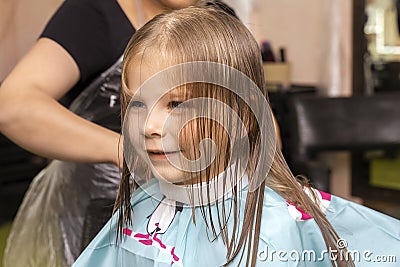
[147,150,180,160]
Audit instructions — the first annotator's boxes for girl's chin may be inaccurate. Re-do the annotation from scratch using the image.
[151,169,189,184]
[155,174,205,186]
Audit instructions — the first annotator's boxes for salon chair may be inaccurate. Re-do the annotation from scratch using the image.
[287,93,400,195]
[267,88,331,191]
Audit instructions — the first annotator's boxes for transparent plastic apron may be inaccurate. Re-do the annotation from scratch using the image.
[3,57,123,267]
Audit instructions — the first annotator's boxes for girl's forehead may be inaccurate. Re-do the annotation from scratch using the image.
[127,59,188,102]
[126,52,180,92]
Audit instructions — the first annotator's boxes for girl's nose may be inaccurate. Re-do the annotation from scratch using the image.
[144,110,165,138]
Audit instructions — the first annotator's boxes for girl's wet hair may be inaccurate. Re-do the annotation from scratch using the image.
[115,5,355,267]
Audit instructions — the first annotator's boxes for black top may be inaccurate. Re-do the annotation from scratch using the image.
[41,0,135,105]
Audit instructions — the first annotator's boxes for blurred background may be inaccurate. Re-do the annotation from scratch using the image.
[1,0,399,264]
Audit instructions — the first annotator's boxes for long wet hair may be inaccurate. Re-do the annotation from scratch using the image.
[115,6,354,267]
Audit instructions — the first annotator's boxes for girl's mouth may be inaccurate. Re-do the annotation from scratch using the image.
[147,150,180,160]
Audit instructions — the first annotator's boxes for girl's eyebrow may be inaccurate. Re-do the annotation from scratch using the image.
[165,92,186,99]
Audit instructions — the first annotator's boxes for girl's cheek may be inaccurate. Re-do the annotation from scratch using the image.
[178,123,198,160]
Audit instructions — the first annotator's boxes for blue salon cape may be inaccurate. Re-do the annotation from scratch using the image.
[73,179,400,266]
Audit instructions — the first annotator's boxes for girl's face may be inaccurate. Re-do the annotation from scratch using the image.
[156,0,197,9]
[125,58,230,184]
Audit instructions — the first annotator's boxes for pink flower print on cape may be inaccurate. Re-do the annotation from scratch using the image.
[287,187,332,221]
[123,228,183,266]
[122,197,184,265]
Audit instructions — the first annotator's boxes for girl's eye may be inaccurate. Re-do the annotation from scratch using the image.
[168,101,184,109]
[131,100,146,109]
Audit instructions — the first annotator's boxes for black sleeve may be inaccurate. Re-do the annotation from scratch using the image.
[40,0,113,84]
[206,0,238,19]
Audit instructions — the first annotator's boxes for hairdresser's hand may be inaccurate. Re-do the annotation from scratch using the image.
[0,38,119,165]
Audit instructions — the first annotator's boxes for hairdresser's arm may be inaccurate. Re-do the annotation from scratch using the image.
[0,38,122,167]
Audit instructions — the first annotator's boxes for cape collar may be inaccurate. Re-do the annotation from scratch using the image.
[158,163,248,206]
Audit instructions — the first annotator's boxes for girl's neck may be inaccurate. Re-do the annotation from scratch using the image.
[159,163,248,206]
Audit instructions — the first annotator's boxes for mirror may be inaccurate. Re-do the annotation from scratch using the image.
[365,0,400,57]
[361,0,400,94]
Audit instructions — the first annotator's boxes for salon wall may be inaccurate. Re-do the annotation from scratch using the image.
[232,0,353,96]
[0,0,62,81]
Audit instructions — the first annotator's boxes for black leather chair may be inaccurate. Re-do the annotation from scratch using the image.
[287,93,400,195]
[268,88,331,191]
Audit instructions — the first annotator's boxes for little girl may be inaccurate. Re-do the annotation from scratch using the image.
[73,5,400,267]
